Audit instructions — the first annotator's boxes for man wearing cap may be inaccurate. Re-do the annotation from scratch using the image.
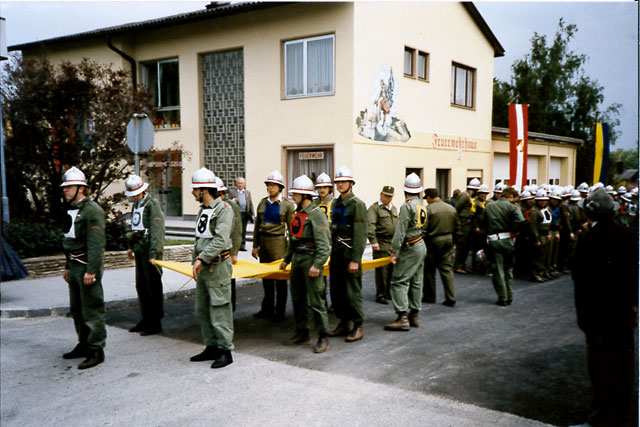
[384,173,427,331]
[218,178,243,311]
[327,166,368,342]
[60,167,107,370]
[228,177,254,251]
[124,174,165,336]
[572,187,637,427]
[252,171,294,321]
[189,168,235,369]
[280,175,332,353]
[422,188,459,306]
[454,178,480,274]
[484,187,526,306]
[367,185,398,305]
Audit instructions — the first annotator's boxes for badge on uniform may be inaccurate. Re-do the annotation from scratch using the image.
[332,203,348,225]
[196,208,215,238]
[416,204,427,228]
[542,208,552,224]
[131,206,145,231]
[264,203,281,224]
[291,212,308,238]
[64,209,79,239]
[318,202,331,222]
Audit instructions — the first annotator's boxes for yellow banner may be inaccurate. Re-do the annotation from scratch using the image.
[156,257,391,280]
[593,123,603,184]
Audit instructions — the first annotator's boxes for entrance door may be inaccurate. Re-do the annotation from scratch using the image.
[148,150,182,217]
[286,146,334,191]
[436,168,450,199]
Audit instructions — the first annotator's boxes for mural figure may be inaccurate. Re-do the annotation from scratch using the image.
[356,66,411,143]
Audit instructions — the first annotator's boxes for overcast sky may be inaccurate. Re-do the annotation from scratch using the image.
[2,1,638,150]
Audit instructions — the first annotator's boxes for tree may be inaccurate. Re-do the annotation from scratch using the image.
[2,56,153,223]
[492,19,622,184]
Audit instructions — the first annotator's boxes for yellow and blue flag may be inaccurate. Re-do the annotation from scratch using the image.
[593,123,610,184]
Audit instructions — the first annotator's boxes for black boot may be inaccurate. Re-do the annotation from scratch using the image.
[128,321,145,333]
[62,343,88,359]
[190,346,220,362]
[140,322,163,336]
[211,350,233,369]
[78,349,105,369]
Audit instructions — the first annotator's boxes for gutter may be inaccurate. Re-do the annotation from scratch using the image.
[106,36,137,90]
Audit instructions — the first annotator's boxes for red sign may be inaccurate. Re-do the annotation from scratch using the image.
[299,152,324,160]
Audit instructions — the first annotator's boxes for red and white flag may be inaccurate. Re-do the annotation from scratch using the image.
[509,104,528,188]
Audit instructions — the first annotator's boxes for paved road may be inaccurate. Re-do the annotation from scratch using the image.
[105,269,594,426]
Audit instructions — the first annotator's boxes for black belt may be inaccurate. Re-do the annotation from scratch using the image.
[211,250,231,263]
[293,241,316,254]
[68,250,88,264]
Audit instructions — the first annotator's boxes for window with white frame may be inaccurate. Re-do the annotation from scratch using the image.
[450,62,475,108]
[143,59,180,129]
[284,34,334,98]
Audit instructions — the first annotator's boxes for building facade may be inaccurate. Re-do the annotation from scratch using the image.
[11,2,580,218]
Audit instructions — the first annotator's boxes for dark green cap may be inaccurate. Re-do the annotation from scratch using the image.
[381,186,394,196]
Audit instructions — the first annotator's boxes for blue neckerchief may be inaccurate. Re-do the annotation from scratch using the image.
[551,205,562,225]
[264,203,281,224]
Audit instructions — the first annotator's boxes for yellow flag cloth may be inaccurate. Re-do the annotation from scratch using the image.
[155,257,391,280]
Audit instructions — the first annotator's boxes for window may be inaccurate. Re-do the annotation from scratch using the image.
[284,34,334,98]
[404,47,415,76]
[451,63,475,108]
[143,59,180,129]
[417,51,429,80]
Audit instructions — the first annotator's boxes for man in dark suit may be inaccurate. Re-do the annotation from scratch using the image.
[228,177,254,251]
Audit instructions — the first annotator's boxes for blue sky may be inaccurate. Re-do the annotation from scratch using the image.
[3,1,638,150]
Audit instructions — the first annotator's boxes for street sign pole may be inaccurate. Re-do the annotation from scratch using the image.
[126,113,154,177]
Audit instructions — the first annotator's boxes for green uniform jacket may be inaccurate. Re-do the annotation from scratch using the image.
[313,194,334,223]
[484,198,525,235]
[331,192,368,263]
[284,204,331,270]
[62,198,105,274]
[227,199,243,256]
[253,195,294,248]
[456,191,475,218]
[391,196,425,253]
[529,206,552,243]
[193,197,233,265]
[367,202,398,248]
[423,199,459,241]
[473,198,487,233]
[560,203,573,234]
[127,195,165,259]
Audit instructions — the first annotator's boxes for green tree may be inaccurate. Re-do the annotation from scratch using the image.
[493,19,621,184]
[2,56,153,223]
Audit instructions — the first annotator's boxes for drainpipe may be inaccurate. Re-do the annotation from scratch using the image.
[106,35,137,90]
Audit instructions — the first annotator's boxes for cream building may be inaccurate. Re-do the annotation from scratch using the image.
[11,1,580,218]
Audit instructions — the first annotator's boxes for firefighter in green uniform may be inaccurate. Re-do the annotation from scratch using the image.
[218,178,243,311]
[384,173,427,331]
[367,185,398,305]
[251,171,295,321]
[314,172,334,310]
[564,189,584,271]
[327,166,368,342]
[189,168,234,369]
[529,190,553,282]
[484,187,526,306]
[422,188,459,306]
[280,175,332,353]
[471,184,489,273]
[124,174,165,336]
[60,167,106,370]
[455,178,480,273]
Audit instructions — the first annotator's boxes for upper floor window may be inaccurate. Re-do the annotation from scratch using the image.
[451,62,475,108]
[143,59,180,129]
[284,34,334,98]
[404,46,429,81]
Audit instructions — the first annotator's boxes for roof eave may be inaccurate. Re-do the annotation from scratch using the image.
[462,2,505,58]
[492,127,584,146]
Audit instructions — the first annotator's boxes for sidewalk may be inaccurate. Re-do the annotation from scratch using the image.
[0,241,372,318]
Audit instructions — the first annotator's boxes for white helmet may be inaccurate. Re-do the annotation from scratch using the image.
[570,190,581,201]
[605,185,616,194]
[334,166,355,183]
[631,187,639,197]
[592,182,605,191]
[60,167,88,187]
[216,177,227,192]
[124,174,149,197]
[289,175,315,195]
[477,184,490,194]
[535,190,549,200]
[494,181,505,193]
[467,178,481,189]
[190,168,218,189]
[530,184,539,193]
[621,193,633,203]
[578,182,589,193]
[265,170,285,187]
[520,190,533,200]
[511,184,521,194]
[618,186,627,195]
[315,172,333,187]
[549,189,562,200]
[403,173,423,194]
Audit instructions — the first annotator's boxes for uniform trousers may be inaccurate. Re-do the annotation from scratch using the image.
[454,219,473,269]
[372,243,393,300]
[289,254,329,335]
[134,249,164,327]
[329,250,365,325]
[258,235,288,316]
[423,235,455,303]
[390,242,426,314]
[195,259,234,351]
[486,237,515,301]
[68,262,106,350]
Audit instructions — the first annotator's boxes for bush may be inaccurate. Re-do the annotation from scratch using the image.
[4,221,64,258]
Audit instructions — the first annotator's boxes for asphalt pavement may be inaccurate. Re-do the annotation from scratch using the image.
[0,243,615,426]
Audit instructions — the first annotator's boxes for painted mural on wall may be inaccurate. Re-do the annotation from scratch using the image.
[356,66,411,143]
